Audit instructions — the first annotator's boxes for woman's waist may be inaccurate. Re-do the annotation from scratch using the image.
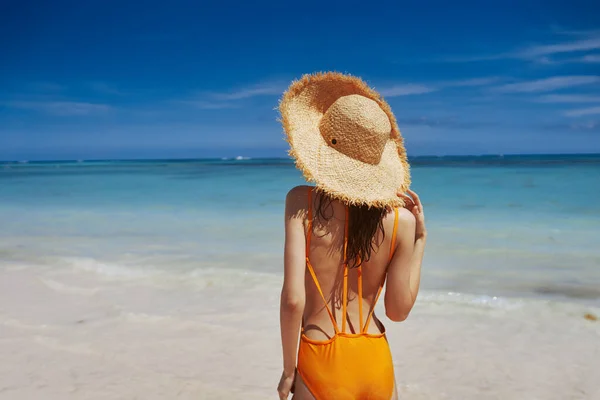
[302,310,386,340]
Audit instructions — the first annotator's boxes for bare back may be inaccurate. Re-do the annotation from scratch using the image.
[302,186,399,340]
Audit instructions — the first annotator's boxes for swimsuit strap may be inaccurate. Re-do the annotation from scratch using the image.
[306,187,312,258]
[357,258,363,333]
[363,207,398,333]
[305,187,340,334]
[341,206,349,333]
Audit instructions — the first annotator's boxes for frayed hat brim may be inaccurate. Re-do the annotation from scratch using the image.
[279,72,411,208]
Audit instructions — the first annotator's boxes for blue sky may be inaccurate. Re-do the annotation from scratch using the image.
[1,0,600,160]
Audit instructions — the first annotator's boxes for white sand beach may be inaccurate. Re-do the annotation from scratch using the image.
[1,265,599,400]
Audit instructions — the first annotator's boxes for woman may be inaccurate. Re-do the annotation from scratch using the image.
[277,72,427,400]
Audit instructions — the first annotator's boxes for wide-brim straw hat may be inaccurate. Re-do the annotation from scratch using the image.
[279,72,410,208]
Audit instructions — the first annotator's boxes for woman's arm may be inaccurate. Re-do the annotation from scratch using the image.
[278,186,307,397]
[384,190,427,322]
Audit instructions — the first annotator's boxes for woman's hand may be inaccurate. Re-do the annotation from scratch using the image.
[277,370,295,399]
[397,189,427,240]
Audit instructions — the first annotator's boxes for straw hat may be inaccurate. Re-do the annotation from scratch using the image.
[279,72,410,208]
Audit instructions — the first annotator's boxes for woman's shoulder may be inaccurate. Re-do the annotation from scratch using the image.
[385,206,416,231]
[285,185,312,214]
[396,206,416,223]
[286,185,312,200]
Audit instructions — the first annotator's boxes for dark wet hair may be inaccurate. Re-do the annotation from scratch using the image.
[315,194,386,268]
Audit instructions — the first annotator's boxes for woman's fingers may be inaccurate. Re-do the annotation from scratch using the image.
[398,194,415,209]
[397,193,412,203]
[396,192,413,202]
[398,190,424,216]
[406,189,423,212]
[406,189,420,205]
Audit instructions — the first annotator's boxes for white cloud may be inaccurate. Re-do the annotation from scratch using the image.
[172,80,287,109]
[380,77,498,98]
[493,76,600,93]
[516,37,600,58]
[581,54,600,63]
[172,81,285,110]
[5,101,112,116]
[211,82,286,101]
[379,84,436,97]
[564,106,600,117]
[534,53,600,65]
[569,121,599,130]
[537,94,600,103]
[175,100,240,110]
[437,54,508,63]
[440,32,600,63]
[441,77,501,87]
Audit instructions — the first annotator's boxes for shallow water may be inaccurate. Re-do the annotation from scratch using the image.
[1,155,599,304]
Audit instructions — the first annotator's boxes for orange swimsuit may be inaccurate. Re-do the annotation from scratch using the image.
[297,188,399,399]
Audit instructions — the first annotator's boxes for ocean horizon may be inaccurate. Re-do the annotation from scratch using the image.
[2,152,600,164]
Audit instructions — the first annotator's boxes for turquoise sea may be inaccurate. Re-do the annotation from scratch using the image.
[1,154,599,305]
